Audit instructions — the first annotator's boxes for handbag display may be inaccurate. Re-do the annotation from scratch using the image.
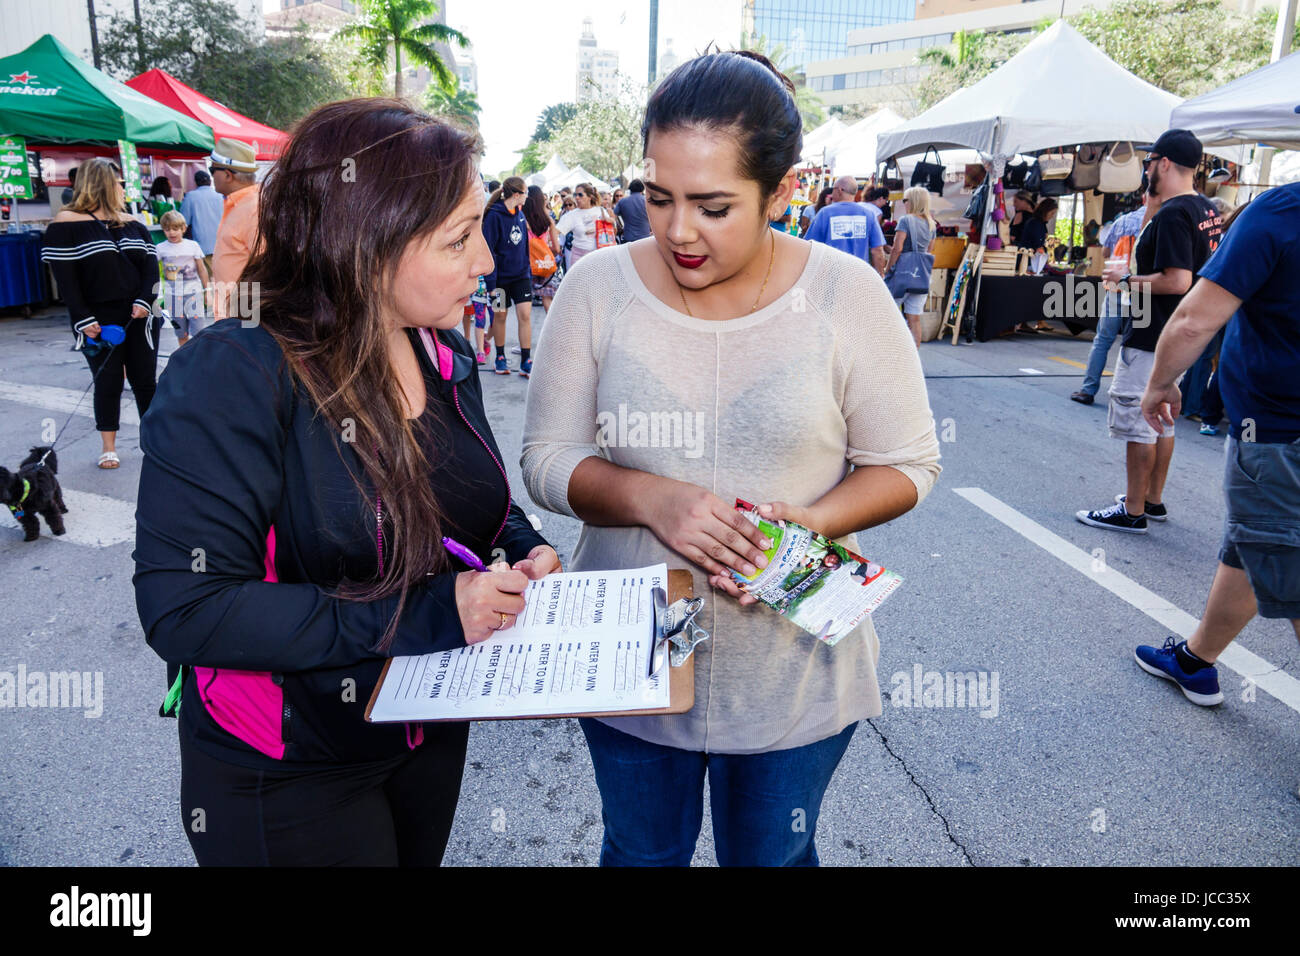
[911,146,946,194]
[1066,144,1104,191]
[1038,149,1074,180]
[963,181,988,222]
[1039,176,1069,198]
[1024,160,1045,193]
[882,159,905,199]
[1002,157,1031,189]
[964,163,987,190]
[1098,141,1142,194]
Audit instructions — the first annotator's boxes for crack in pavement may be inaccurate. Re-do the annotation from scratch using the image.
[864,718,976,866]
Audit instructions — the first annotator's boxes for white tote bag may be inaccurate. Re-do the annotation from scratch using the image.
[1098,141,1142,193]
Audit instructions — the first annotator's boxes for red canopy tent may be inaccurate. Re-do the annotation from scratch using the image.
[125,69,288,160]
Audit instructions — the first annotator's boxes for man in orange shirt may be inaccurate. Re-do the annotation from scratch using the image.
[209,138,260,320]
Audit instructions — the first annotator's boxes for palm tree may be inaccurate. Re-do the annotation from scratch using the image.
[916,29,988,70]
[738,32,826,132]
[423,77,480,128]
[340,0,468,99]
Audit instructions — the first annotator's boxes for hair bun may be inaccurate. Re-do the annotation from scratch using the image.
[731,50,796,98]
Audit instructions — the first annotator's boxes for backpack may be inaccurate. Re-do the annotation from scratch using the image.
[529,231,557,279]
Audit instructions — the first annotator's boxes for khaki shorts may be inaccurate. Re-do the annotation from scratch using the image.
[1108,346,1175,444]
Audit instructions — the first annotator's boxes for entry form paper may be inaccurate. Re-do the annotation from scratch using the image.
[367,564,670,721]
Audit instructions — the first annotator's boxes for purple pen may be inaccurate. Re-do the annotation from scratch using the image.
[442,536,488,572]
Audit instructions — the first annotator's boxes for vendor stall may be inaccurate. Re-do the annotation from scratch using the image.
[1171,49,1300,198]
[877,21,1210,342]
[0,34,213,308]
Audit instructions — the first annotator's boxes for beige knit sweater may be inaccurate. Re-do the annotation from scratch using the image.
[521,239,941,753]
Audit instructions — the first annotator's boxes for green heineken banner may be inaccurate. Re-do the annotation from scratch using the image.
[117,139,142,202]
[0,134,33,199]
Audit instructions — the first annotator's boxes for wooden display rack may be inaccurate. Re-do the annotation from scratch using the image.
[938,244,984,344]
[979,248,1029,277]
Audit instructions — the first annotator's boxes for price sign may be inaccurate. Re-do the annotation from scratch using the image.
[117,139,143,202]
[0,135,33,199]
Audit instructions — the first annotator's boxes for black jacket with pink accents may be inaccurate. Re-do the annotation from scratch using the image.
[134,319,548,768]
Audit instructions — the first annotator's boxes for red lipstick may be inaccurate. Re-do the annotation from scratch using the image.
[673,252,707,269]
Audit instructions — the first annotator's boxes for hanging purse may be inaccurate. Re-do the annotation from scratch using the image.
[1098,141,1142,193]
[1039,148,1074,180]
[1066,144,1104,191]
[1002,157,1031,189]
[1023,160,1043,193]
[963,181,988,222]
[911,146,946,194]
[1039,175,1069,198]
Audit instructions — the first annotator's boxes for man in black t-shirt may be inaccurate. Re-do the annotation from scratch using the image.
[1077,130,1223,534]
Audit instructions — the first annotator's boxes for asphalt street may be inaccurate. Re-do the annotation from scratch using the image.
[1,303,1296,867]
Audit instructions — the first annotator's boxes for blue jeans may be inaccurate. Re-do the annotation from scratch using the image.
[1080,291,1123,397]
[1180,326,1226,420]
[578,717,857,867]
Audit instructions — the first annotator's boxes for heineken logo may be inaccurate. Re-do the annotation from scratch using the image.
[1,70,59,96]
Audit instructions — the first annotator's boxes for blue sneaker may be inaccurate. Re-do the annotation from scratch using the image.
[519,358,532,378]
[1134,637,1224,706]
[1200,423,1219,436]
[494,355,510,375]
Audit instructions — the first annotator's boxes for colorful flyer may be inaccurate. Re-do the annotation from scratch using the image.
[730,498,902,647]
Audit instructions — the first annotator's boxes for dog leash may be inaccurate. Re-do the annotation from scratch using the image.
[37,308,167,467]
[37,352,114,468]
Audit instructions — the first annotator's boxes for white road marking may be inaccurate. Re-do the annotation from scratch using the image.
[1,487,136,548]
[0,380,140,427]
[1018,368,1045,375]
[954,486,1300,715]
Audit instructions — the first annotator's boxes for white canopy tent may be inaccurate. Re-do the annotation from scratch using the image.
[1170,50,1300,151]
[524,153,570,189]
[827,108,905,177]
[800,116,849,165]
[543,165,614,194]
[877,21,1182,165]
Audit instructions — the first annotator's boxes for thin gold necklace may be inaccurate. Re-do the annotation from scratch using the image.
[677,229,776,318]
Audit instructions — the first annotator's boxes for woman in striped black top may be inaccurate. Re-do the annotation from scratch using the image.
[42,157,161,469]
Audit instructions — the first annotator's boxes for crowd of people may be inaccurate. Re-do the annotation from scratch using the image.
[30,40,1296,870]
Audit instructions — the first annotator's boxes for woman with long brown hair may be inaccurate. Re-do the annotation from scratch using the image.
[524,184,562,316]
[134,98,560,866]
[41,157,162,469]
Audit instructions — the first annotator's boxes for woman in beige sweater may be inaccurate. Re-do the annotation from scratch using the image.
[522,51,941,867]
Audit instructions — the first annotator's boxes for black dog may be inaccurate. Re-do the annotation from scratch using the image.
[1,447,67,542]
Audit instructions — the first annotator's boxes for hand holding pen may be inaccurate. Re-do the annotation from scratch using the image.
[444,538,562,645]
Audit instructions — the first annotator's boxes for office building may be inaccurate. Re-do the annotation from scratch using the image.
[576,17,620,101]
[804,0,1108,115]
[740,0,914,69]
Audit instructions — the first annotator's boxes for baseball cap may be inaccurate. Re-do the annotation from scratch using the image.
[1148,129,1202,169]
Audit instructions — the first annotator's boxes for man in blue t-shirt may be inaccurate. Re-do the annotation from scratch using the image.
[614,179,651,242]
[1132,181,1300,707]
[804,175,886,273]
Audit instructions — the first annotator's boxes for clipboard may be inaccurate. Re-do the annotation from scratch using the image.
[363,568,697,723]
